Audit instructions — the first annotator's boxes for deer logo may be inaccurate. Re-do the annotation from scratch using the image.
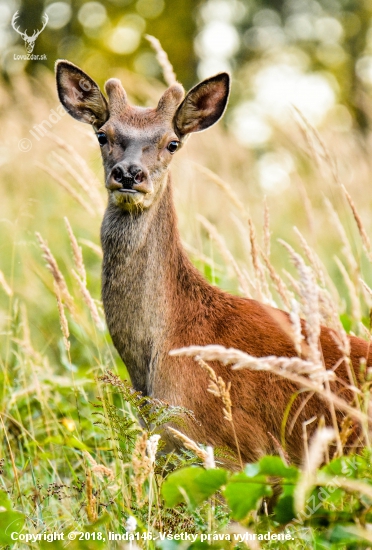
[12,11,48,54]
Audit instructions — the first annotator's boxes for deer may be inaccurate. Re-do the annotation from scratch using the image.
[55,60,371,467]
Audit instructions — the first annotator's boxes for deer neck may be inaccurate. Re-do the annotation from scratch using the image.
[100,174,187,394]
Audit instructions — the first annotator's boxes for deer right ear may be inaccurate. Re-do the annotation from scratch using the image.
[174,73,230,137]
[55,60,109,128]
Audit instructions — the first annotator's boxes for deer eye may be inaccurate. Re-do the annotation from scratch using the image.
[167,141,179,154]
[96,131,107,146]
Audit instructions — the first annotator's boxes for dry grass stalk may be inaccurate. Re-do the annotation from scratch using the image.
[36,161,96,216]
[294,227,326,288]
[305,427,335,473]
[360,279,372,301]
[146,434,161,465]
[197,358,232,422]
[248,218,265,301]
[248,219,273,304]
[267,431,290,465]
[241,267,256,294]
[53,281,70,353]
[47,132,102,189]
[52,151,104,215]
[263,197,271,258]
[358,321,370,340]
[0,415,23,507]
[334,256,361,323]
[167,427,215,469]
[64,217,86,283]
[36,232,75,314]
[79,239,103,258]
[293,107,340,186]
[360,283,372,311]
[339,416,355,448]
[283,269,301,296]
[279,240,321,366]
[0,269,12,296]
[196,357,243,469]
[289,298,304,356]
[318,289,350,357]
[192,163,247,215]
[132,432,151,505]
[230,216,257,292]
[260,250,291,310]
[145,34,177,86]
[170,345,365,423]
[83,450,115,481]
[71,269,103,330]
[197,214,251,297]
[204,446,216,469]
[324,197,358,277]
[19,303,35,358]
[294,427,335,515]
[342,184,372,263]
[182,240,223,270]
[125,516,137,533]
[359,281,372,346]
[296,178,315,237]
[51,151,90,194]
[86,469,98,523]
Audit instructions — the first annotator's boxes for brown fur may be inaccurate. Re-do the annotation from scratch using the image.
[56,60,370,466]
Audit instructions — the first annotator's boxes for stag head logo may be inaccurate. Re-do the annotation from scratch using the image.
[12,11,48,54]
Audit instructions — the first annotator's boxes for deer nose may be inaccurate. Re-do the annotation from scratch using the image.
[128,165,145,183]
[107,163,151,193]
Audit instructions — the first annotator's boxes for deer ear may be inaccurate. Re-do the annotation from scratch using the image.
[174,73,230,136]
[55,60,109,128]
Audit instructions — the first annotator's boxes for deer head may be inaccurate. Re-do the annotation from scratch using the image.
[55,60,230,212]
[12,11,48,54]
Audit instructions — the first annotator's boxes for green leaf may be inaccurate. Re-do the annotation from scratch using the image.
[0,491,25,546]
[329,524,371,545]
[162,467,228,510]
[321,455,365,479]
[223,472,272,520]
[257,456,299,480]
[274,482,296,524]
[0,491,12,511]
[244,463,261,477]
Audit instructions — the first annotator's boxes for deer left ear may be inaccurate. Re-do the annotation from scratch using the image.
[174,73,230,137]
[55,60,109,129]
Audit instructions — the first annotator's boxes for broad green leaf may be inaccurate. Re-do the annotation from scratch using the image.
[0,491,25,546]
[223,472,272,520]
[329,524,371,545]
[321,455,366,479]
[274,482,296,525]
[257,456,299,480]
[244,463,261,477]
[0,491,12,511]
[162,467,228,510]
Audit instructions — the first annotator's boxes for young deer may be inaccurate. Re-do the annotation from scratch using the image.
[56,60,369,465]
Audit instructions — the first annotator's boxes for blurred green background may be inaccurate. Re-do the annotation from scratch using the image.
[3,0,372,131]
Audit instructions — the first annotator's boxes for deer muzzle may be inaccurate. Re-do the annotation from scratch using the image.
[107,163,152,194]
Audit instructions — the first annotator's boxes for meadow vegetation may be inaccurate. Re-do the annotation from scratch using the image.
[1,57,372,549]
